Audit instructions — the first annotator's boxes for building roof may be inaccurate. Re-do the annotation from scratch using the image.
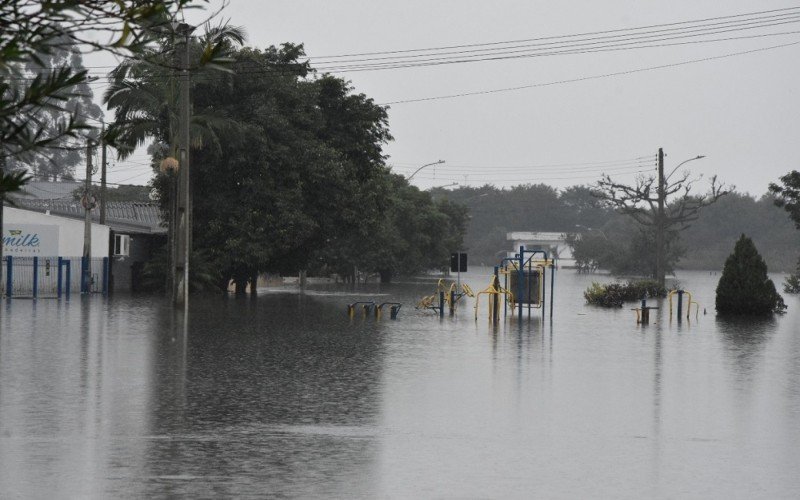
[507,231,569,241]
[10,198,166,235]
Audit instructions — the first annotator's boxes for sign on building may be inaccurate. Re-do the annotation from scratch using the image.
[2,224,59,256]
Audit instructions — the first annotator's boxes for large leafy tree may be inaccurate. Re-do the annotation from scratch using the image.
[769,171,800,227]
[352,174,468,283]
[769,170,800,292]
[4,32,103,180]
[133,43,464,291]
[137,44,391,291]
[1,0,205,166]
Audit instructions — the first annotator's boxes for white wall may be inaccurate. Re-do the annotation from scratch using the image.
[4,207,110,258]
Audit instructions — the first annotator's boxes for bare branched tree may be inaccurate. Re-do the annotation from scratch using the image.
[594,163,730,285]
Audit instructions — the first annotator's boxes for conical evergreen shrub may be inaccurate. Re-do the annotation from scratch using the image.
[715,234,787,315]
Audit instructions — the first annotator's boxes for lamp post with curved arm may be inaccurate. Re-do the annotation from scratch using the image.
[666,154,705,182]
[407,160,445,181]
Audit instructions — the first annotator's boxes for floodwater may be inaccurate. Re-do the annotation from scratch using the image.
[1,269,799,499]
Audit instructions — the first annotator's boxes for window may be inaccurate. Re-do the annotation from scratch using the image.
[114,234,130,256]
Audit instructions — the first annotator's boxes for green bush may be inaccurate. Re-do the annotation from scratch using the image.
[783,256,800,294]
[785,274,800,294]
[584,280,667,308]
[715,234,787,315]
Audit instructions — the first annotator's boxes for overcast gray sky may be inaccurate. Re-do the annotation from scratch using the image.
[98,1,800,196]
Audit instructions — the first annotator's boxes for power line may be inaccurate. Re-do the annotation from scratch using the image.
[309,13,800,69]
[378,39,800,105]
[407,169,654,185]
[8,7,800,81]
[389,156,654,172]
[311,6,800,59]
[313,29,800,73]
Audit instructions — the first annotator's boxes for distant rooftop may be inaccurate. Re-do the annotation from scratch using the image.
[11,198,165,235]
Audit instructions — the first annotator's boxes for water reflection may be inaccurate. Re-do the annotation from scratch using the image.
[0,272,799,497]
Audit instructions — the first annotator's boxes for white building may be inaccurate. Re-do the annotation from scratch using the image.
[506,231,576,268]
[4,206,109,258]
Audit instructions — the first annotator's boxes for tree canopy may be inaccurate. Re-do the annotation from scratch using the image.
[109,43,466,291]
[769,170,800,292]
[769,170,800,228]
[1,0,204,166]
[437,184,797,275]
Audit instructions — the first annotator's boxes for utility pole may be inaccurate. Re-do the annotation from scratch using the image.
[173,23,193,307]
[656,147,665,288]
[100,123,106,224]
[99,122,107,225]
[82,140,94,294]
[0,153,5,297]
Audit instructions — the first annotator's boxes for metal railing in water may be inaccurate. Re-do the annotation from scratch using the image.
[1,256,110,298]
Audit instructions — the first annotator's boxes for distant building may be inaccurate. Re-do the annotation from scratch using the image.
[506,231,576,268]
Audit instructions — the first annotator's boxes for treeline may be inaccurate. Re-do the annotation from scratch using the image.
[107,42,466,292]
[432,185,799,272]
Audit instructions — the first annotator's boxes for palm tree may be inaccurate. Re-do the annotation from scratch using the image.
[103,22,246,294]
[103,22,247,159]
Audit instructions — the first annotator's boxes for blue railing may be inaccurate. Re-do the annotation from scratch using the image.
[1,256,109,298]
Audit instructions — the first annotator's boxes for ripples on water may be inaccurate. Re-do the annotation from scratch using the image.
[0,270,798,498]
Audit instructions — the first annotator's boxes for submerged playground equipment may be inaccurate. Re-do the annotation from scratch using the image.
[412,246,557,322]
[668,289,700,322]
[475,246,555,322]
[347,301,403,320]
[633,289,701,325]
[416,278,475,317]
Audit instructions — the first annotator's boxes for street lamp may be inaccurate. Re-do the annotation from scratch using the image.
[666,154,705,182]
[407,160,445,181]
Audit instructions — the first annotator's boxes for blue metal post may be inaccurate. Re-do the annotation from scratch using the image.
[5,256,12,298]
[438,291,444,318]
[518,246,524,319]
[640,297,649,324]
[65,260,71,299]
[677,290,684,323]
[490,266,500,323]
[550,263,555,320]
[57,257,63,298]
[102,256,109,296]
[32,256,38,299]
[541,253,547,321]
[80,256,88,294]
[56,257,64,299]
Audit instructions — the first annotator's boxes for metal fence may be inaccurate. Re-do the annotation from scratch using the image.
[1,256,109,298]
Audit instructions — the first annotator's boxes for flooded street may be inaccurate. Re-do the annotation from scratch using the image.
[1,270,799,498]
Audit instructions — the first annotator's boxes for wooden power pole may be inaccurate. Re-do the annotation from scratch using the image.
[82,140,93,294]
[173,24,193,307]
[656,147,665,288]
[100,123,107,225]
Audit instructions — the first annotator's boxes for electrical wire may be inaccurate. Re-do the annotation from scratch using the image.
[312,6,800,58]
[7,7,800,81]
[378,39,800,105]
